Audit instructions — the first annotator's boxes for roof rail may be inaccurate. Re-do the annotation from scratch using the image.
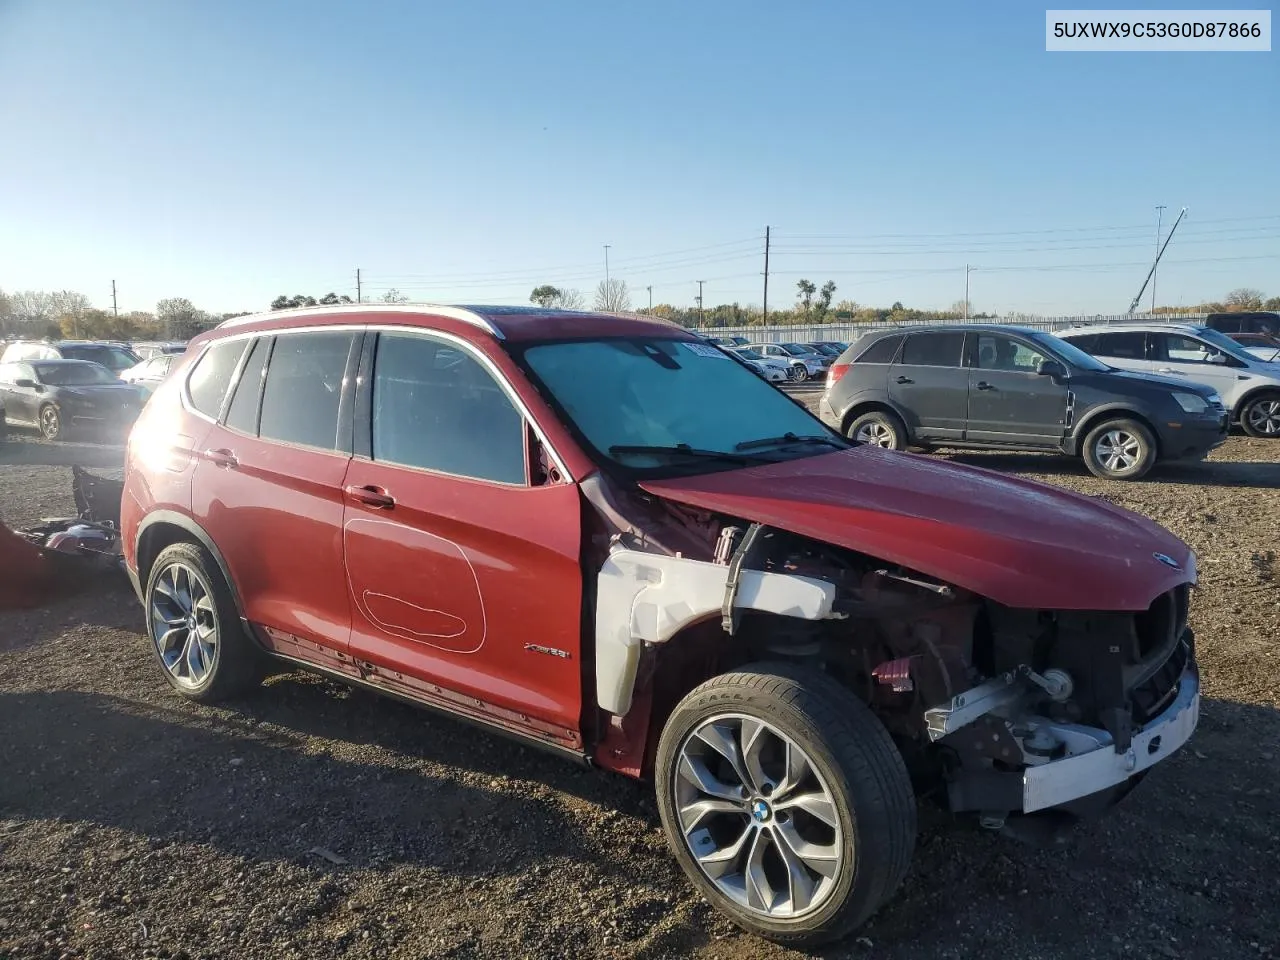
[216,302,503,339]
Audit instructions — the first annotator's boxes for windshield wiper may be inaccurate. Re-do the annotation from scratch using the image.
[608,443,772,464]
[734,433,847,452]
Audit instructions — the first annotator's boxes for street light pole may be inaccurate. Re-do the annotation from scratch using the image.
[964,264,971,320]
[604,245,611,289]
[696,280,705,327]
[647,285,653,313]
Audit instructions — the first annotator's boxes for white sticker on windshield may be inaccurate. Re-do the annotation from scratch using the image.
[683,341,732,360]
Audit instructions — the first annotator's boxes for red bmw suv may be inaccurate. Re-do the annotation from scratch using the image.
[121,304,1201,945]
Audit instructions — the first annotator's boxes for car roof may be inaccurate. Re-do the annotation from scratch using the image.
[1056,322,1207,335]
[858,323,1045,338]
[210,303,690,345]
[30,358,105,368]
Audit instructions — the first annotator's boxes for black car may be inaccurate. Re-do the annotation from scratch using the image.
[0,359,146,441]
[818,324,1227,480]
[1204,310,1279,336]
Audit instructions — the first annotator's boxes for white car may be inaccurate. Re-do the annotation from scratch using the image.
[1057,322,1280,438]
[730,347,792,383]
[120,353,179,394]
[747,342,829,381]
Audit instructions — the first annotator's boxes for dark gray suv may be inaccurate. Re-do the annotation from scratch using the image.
[818,324,1228,480]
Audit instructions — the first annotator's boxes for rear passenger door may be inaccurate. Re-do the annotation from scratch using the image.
[1088,331,1151,374]
[888,331,968,440]
[190,330,360,669]
[341,330,585,746]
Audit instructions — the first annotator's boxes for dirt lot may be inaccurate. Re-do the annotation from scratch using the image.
[1,403,1278,960]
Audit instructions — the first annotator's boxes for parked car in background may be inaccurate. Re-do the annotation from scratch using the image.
[1203,310,1279,337]
[707,335,750,348]
[749,342,830,381]
[120,353,180,394]
[806,341,848,359]
[1,340,142,378]
[0,359,146,440]
[727,346,791,383]
[1057,323,1280,438]
[121,303,1202,946]
[820,324,1227,480]
[1224,332,1280,363]
[132,341,188,360]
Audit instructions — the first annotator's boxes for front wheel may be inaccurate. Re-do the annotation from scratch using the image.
[1081,418,1156,480]
[655,664,916,947]
[39,404,63,441]
[1240,392,1280,438]
[791,365,809,382]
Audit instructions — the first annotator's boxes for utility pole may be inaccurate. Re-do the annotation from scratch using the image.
[356,268,362,303]
[1127,206,1186,315]
[762,225,771,326]
[964,265,971,320]
[1150,206,1166,314]
[696,280,705,327]
[603,245,611,289]
[646,285,653,313]
[111,280,118,317]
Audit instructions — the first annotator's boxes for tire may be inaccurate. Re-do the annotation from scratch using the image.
[1239,392,1280,438]
[792,365,809,382]
[654,663,916,947]
[144,542,266,703]
[845,410,907,450]
[1081,417,1156,480]
[39,404,62,442]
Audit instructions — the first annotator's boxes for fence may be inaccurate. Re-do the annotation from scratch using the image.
[662,312,1211,345]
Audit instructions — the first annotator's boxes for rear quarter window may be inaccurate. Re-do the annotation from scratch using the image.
[186,340,249,419]
[1093,332,1146,359]
[853,335,902,364]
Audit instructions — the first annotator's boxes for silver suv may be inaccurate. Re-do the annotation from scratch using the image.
[1057,323,1280,438]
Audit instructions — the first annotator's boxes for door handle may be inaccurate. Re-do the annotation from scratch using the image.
[204,448,238,469]
[895,376,913,384]
[345,484,395,509]
[976,381,995,391]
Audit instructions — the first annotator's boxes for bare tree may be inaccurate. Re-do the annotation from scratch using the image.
[556,288,585,309]
[594,278,631,312]
[381,288,409,303]
[0,288,11,337]
[156,297,203,338]
[1225,287,1265,311]
[531,285,585,309]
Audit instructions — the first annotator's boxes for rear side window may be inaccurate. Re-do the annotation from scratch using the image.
[1208,316,1243,333]
[371,332,526,484]
[186,340,248,418]
[223,338,268,434]
[900,332,965,367]
[258,332,354,451]
[853,335,902,364]
[1060,334,1097,353]
[1093,332,1146,359]
[1246,315,1278,335]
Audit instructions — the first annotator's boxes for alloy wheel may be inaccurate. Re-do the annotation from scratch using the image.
[1094,429,1142,472]
[674,714,843,919]
[1246,399,1280,435]
[854,421,894,447]
[149,562,219,688]
[40,407,60,441]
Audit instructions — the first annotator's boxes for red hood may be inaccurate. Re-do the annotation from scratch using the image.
[640,447,1194,612]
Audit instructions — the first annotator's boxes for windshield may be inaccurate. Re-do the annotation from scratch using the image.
[61,344,139,372]
[1194,327,1256,362]
[35,362,116,385]
[780,343,814,356]
[520,337,842,474]
[1034,332,1112,372]
[734,348,765,360]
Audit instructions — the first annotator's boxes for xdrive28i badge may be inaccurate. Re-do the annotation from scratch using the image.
[1153,553,1182,570]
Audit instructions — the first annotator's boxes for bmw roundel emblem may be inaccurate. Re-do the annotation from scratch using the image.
[751,800,772,823]
[1153,552,1181,570]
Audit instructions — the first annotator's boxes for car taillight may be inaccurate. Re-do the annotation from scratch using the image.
[826,363,850,388]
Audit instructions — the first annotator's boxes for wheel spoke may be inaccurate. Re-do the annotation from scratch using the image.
[695,821,754,880]
[743,826,775,912]
[694,722,753,791]
[678,752,746,802]
[774,819,840,879]
[678,797,745,835]
[771,740,812,802]
[771,823,818,913]
[739,718,771,794]
[776,790,838,828]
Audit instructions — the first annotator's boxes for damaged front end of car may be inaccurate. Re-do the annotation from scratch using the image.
[582,468,1200,834]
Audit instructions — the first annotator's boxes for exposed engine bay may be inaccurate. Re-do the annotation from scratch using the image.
[584,475,1200,826]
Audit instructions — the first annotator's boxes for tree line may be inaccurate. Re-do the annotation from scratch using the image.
[0,288,242,341]
[1151,287,1280,315]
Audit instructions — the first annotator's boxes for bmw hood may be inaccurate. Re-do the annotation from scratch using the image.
[640,446,1193,611]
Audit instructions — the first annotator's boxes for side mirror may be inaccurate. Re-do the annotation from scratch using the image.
[1036,359,1067,379]
[14,378,36,389]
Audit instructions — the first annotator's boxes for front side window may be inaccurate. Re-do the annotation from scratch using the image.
[900,332,965,367]
[258,332,353,450]
[34,362,116,385]
[187,340,249,418]
[974,335,1047,372]
[520,337,842,475]
[1155,333,1232,365]
[372,333,526,484]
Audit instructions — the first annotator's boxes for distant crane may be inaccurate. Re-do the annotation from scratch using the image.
[1127,206,1186,315]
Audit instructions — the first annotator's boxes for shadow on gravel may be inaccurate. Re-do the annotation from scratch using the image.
[941,451,1280,489]
[0,578,137,655]
[0,688,652,883]
[0,436,126,469]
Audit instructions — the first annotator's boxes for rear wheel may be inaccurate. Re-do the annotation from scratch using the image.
[791,365,809,382]
[1240,392,1280,438]
[144,542,266,702]
[845,410,907,450]
[1081,418,1156,480]
[39,404,62,441]
[655,664,916,946]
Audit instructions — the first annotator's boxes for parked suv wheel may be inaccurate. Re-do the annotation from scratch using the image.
[1081,418,1156,480]
[39,404,63,441]
[654,664,915,947]
[144,542,266,703]
[791,364,809,382]
[845,410,906,450]
[1240,392,1280,438]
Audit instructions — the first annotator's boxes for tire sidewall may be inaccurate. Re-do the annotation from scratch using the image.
[1082,418,1155,480]
[144,544,229,698]
[655,685,863,940]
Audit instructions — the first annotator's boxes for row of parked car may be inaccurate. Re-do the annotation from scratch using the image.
[703,335,848,382]
[816,314,1280,480]
[0,339,186,440]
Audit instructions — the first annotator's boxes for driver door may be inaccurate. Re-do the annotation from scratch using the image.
[965,333,1069,446]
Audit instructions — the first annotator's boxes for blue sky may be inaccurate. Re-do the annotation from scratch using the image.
[1,0,1276,316]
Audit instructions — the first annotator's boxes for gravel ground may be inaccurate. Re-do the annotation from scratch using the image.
[1,406,1278,960]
